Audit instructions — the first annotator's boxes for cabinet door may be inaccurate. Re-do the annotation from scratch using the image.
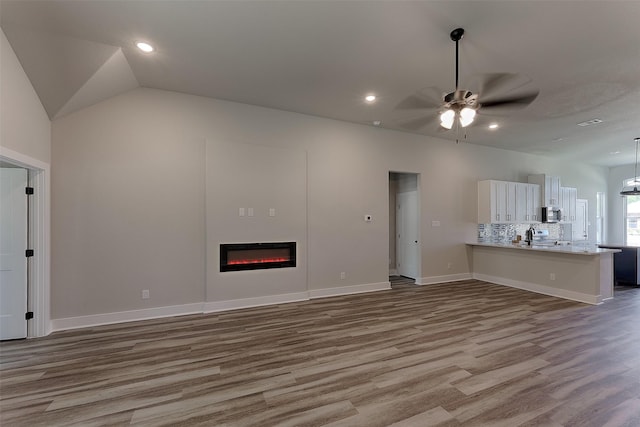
[526,183,541,222]
[494,181,508,222]
[559,187,569,215]
[547,176,561,206]
[515,183,528,222]
[505,182,517,222]
[568,187,577,221]
[559,187,577,221]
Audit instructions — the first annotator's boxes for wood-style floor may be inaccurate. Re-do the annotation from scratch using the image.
[3,278,640,426]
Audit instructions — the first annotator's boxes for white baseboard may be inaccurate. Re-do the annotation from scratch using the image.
[203,291,309,313]
[473,273,601,305]
[417,273,473,285]
[51,302,205,332]
[309,281,390,299]
[50,282,393,333]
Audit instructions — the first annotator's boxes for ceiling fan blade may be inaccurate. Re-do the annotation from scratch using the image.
[478,73,533,101]
[396,115,439,131]
[395,95,440,110]
[480,90,539,109]
[395,87,444,110]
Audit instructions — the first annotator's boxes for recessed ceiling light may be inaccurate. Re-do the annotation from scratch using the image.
[365,95,376,103]
[136,41,154,53]
[488,123,499,130]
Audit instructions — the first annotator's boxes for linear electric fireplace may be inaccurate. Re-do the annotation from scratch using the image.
[220,242,296,272]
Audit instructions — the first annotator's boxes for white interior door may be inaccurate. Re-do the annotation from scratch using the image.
[573,199,588,241]
[0,168,28,340]
[397,190,419,279]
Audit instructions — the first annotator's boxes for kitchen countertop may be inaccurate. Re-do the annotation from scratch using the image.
[467,241,621,256]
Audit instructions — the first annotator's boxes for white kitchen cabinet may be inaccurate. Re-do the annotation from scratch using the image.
[528,174,561,206]
[478,180,540,223]
[505,182,517,222]
[525,183,541,222]
[479,180,506,223]
[560,186,577,222]
[515,183,541,222]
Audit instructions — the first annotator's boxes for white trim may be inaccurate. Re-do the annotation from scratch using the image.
[48,282,392,332]
[416,273,473,285]
[309,281,390,299]
[472,273,601,305]
[203,292,310,313]
[51,303,205,332]
[0,146,50,337]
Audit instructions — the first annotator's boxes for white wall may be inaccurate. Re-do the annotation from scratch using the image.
[51,87,609,321]
[608,164,635,244]
[0,29,50,162]
[206,140,307,302]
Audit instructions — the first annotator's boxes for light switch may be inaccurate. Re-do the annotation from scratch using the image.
[239,208,245,217]
[248,208,254,217]
[269,208,276,217]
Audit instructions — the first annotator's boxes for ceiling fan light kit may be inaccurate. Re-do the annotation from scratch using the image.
[620,137,640,196]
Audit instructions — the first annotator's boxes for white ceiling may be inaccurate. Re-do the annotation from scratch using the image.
[2,0,640,167]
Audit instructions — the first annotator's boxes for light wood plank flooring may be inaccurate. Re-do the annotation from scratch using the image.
[3,279,640,426]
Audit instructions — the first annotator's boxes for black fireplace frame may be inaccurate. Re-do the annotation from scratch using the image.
[220,242,296,272]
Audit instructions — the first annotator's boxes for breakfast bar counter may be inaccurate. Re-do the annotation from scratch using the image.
[466,242,620,304]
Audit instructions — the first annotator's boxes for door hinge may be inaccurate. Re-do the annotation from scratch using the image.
[25,187,34,195]
[26,249,34,257]
[25,311,34,320]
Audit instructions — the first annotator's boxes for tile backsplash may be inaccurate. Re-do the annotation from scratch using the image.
[478,223,572,243]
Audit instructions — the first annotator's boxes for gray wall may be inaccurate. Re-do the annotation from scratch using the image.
[51,87,609,320]
[0,29,50,162]
[608,164,634,244]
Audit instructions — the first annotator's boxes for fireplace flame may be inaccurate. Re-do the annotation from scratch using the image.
[227,257,289,265]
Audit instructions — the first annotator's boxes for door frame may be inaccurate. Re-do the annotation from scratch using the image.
[389,171,421,283]
[0,146,50,337]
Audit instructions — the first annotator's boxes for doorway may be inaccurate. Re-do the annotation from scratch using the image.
[0,147,50,338]
[389,172,420,282]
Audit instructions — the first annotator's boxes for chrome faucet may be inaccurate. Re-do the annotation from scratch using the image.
[526,225,536,246]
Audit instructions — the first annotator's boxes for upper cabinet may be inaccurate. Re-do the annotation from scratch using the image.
[478,180,540,223]
[560,186,577,222]
[528,174,561,206]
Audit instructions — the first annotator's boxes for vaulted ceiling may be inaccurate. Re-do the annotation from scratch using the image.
[2,0,640,167]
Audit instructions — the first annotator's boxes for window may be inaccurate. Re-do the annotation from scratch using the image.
[624,179,640,246]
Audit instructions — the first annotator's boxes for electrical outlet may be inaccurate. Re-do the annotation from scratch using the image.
[447,262,453,270]
[142,289,150,299]
[340,272,346,280]
[549,273,556,281]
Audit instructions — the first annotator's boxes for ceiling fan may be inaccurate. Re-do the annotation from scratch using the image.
[396,27,539,133]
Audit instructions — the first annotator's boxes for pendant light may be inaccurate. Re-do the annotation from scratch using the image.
[620,137,640,196]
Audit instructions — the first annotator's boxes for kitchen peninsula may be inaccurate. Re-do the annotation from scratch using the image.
[466,242,620,305]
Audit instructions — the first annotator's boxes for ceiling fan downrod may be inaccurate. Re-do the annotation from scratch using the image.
[450,28,465,90]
